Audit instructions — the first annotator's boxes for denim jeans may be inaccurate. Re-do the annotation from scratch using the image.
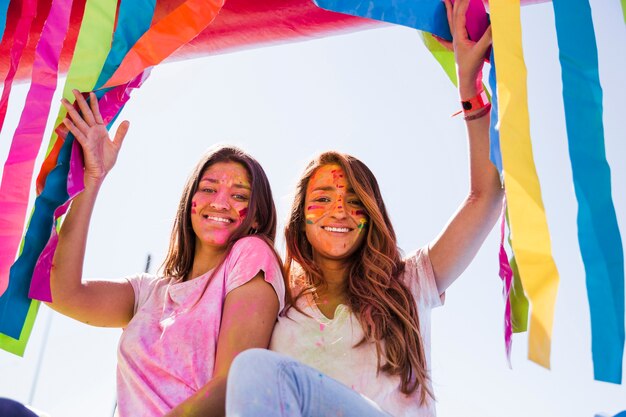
[226,349,391,417]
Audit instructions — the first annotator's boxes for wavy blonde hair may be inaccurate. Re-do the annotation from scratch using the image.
[284,151,433,403]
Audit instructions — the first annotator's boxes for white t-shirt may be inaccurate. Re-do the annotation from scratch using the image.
[116,236,285,417]
[270,247,443,417]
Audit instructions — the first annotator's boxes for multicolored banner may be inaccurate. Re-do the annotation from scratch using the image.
[552,0,624,384]
[490,0,560,369]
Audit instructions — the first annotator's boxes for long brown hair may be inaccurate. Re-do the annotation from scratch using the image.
[162,145,277,280]
[285,151,433,403]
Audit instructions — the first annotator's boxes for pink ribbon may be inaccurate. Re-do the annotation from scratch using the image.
[498,197,513,367]
[0,0,37,132]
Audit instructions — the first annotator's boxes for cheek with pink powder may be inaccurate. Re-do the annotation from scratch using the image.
[191,200,197,214]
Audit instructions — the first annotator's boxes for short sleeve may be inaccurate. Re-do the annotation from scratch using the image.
[223,236,286,311]
[125,273,162,314]
[403,246,444,309]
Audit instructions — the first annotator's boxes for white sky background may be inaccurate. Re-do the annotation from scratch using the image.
[0,1,625,416]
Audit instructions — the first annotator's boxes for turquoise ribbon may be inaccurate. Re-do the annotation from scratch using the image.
[553,0,624,383]
[314,0,451,39]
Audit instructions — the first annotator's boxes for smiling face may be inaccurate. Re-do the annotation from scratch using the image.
[190,161,252,252]
[304,164,368,262]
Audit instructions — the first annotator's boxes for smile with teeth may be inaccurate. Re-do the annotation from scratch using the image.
[322,226,352,233]
[203,214,233,223]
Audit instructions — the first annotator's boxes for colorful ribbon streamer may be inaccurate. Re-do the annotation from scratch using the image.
[490,0,560,368]
[314,0,451,39]
[0,0,117,344]
[498,198,513,366]
[552,0,624,384]
[103,0,226,88]
[28,0,158,301]
[0,0,72,302]
[35,0,118,192]
[0,0,37,134]
[29,74,150,303]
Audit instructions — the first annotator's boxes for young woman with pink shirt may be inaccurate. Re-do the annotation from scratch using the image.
[226,0,501,416]
[41,93,285,417]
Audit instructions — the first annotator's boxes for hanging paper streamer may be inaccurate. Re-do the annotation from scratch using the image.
[552,0,624,384]
[0,0,73,302]
[419,32,458,85]
[28,73,149,303]
[35,0,118,193]
[498,198,513,366]
[28,0,158,302]
[103,0,226,88]
[0,0,38,133]
[314,0,451,39]
[0,0,10,42]
[506,209,530,333]
[0,301,39,356]
[0,0,117,343]
[490,0,560,368]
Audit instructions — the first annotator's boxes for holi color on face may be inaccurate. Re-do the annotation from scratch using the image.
[190,161,251,252]
[303,164,369,261]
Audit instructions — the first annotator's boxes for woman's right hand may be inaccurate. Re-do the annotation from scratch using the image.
[61,89,130,187]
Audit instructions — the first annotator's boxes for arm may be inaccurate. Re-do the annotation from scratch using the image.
[47,90,135,327]
[164,274,280,417]
[428,0,504,294]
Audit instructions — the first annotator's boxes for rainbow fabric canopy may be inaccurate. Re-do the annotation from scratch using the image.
[0,0,623,386]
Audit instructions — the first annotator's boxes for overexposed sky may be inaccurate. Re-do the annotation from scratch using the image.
[1,1,625,416]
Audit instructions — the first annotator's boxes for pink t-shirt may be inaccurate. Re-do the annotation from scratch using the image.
[116,236,285,417]
[270,247,443,417]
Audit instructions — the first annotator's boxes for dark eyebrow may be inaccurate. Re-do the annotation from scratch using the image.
[311,186,335,193]
[310,186,357,194]
[200,177,250,190]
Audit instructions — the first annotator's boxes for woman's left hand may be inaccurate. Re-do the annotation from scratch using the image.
[441,0,492,98]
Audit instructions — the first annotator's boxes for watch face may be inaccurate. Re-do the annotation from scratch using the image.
[462,101,473,110]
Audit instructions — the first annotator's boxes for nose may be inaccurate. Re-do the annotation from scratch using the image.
[330,199,347,219]
[209,190,230,211]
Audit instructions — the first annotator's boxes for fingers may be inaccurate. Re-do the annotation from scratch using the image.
[72,89,97,126]
[62,116,87,147]
[453,0,470,42]
[475,25,493,56]
[61,97,90,136]
[113,121,130,148]
[89,92,105,125]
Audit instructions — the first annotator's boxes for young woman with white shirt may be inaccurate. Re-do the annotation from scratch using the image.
[226,0,501,415]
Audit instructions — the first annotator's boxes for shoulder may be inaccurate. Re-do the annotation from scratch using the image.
[230,235,276,256]
[402,246,444,309]
[125,273,167,313]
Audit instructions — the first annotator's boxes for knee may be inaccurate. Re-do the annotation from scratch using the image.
[229,348,277,382]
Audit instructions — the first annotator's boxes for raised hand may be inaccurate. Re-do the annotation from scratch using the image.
[442,0,492,98]
[61,90,130,187]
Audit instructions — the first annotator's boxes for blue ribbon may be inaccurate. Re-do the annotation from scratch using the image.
[553,0,624,383]
[0,0,156,342]
[313,0,451,39]
[488,49,502,173]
